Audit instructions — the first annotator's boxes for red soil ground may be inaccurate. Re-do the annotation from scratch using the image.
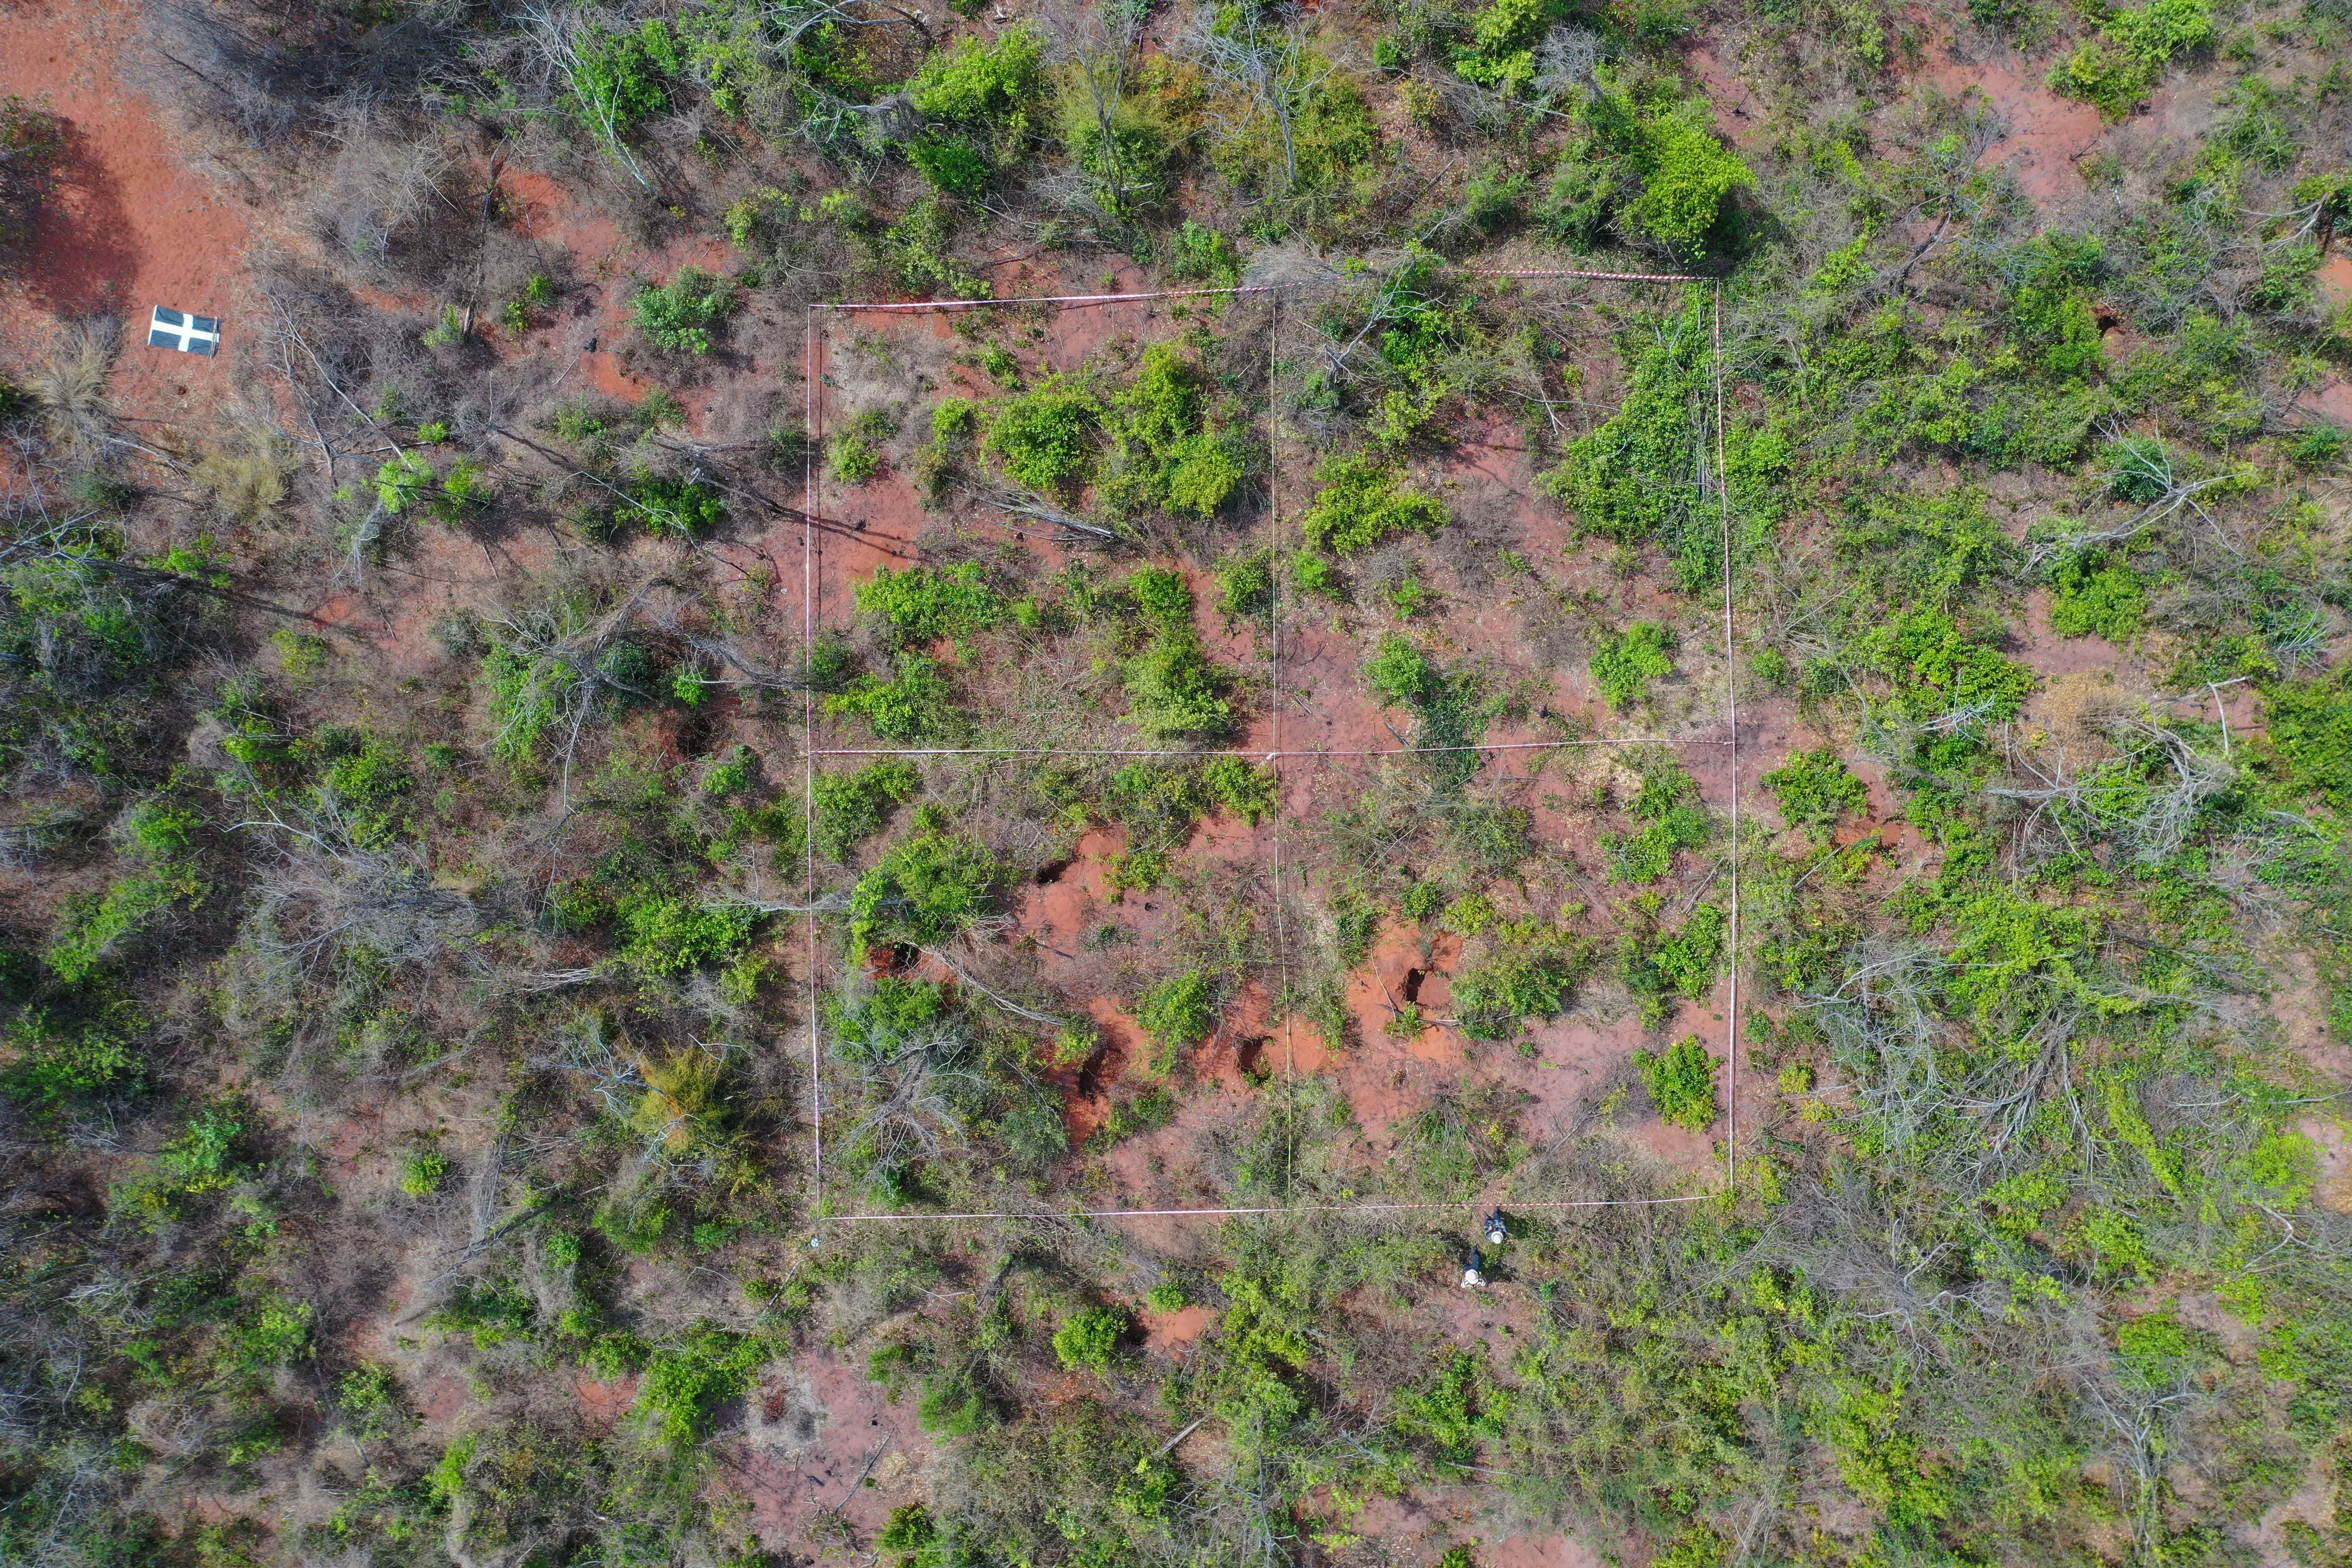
[0,0,255,430]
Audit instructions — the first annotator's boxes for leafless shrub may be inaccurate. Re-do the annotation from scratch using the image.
[134,2,309,145]
[1985,713,2233,870]
[25,322,118,464]
[0,803,86,870]
[310,115,462,284]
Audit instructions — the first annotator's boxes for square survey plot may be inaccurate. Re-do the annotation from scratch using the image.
[798,275,1744,1223]
[1266,271,1733,750]
[148,306,221,355]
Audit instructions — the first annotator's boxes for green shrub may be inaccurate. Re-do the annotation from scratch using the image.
[859,562,1010,644]
[373,452,433,514]
[1302,455,1447,554]
[828,977,954,1065]
[880,1503,940,1558]
[2266,665,2352,808]
[572,18,679,135]
[46,870,197,983]
[1217,549,1275,619]
[1605,803,1709,882]
[2048,0,2211,118]
[637,1324,767,1442]
[1124,632,1235,739]
[233,1294,315,1370]
[633,267,736,354]
[1540,296,1722,589]
[1620,904,1727,1026]
[594,1190,673,1254]
[1366,635,1440,707]
[984,378,1098,493]
[398,1149,449,1197]
[1169,221,1242,285]
[122,797,203,861]
[2049,550,2146,640]
[1851,609,2034,729]
[1761,748,1868,830]
[625,474,727,535]
[337,1364,407,1439]
[849,830,999,950]
[909,27,1044,124]
[1453,944,1589,1038]
[909,135,990,196]
[814,760,922,860]
[1619,100,1753,255]
[919,1372,986,1434]
[316,736,413,849]
[1099,344,1244,518]
[1633,1033,1718,1130]
[1293,549,1343,598]
[1198,755,1279,823]
[2248,241,2322,314]
[1,1005,141,1106]
[1145,1280,1187,1311]
[1590,622,1675,709]
[1128,565,1193,625]
[826,653,961,741]
[1137,970,1215,1060]
[1052,1305,1130,1372]
[614,891,755,976]
[1452,0,1546,93]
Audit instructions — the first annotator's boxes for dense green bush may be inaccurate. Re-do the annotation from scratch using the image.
[814,760,923,861]
[1052,1306,1130,1372]
[1620,904,1727,1026]
[1761,749,1868,830]
[909,28,1044,125]
[1575,75,1754,257]
[572,18,679,135]
[633,268,737,354]
[849,830,1000,950]
[1136,970,1214,1057]
[1633,1034,1719,1130]
[984,378,1099,493]
[827,653,963,741]
[637,1325,767,1442]
[1452,943,1590,1039]
[2048,549,2146,640]
[1589,622,1675,709]
[1102,345,1244,518]
[615,892,755,976]
[1123,631,1234,739]
[1541,297,1722,590]
[2048,0,2212,118]
[859,562,1011,644]
[909,135,991,196]
[1302,455,1447,554]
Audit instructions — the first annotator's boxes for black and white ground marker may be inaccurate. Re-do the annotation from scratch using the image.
[148,307,220,355]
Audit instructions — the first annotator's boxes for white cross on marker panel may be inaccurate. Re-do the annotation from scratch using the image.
[148,307,220,355]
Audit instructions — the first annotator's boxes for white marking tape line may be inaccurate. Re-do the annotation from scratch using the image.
[825,1195,1711,1223]
[805,272,1738,1226]
[813,736,1717,759]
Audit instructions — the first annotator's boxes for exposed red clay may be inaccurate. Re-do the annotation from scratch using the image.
[0,0,254,430]
[1927,45,2108,208]
[1141,1303,1215,1353]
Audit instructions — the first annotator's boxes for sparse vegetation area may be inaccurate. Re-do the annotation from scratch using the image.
[2,0,2349,1565]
